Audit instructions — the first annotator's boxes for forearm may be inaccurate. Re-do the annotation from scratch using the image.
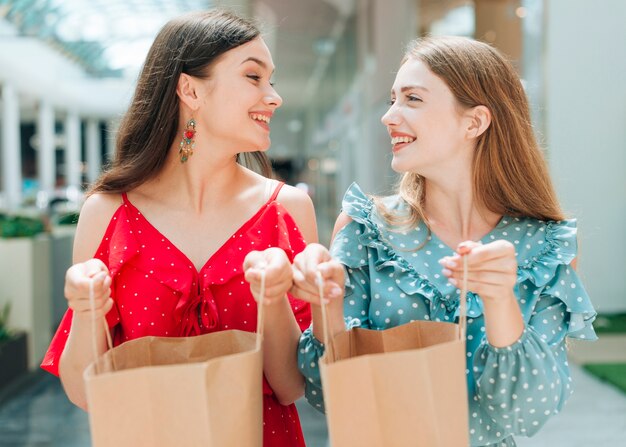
[262,296,306,406]
[59,314,108,411]
[482,290,525,347]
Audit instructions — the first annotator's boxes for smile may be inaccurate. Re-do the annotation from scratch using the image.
[391,135,415,145]
[250,113,271,124]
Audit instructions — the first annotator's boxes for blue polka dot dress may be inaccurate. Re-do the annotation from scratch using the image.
[298,183,597,447]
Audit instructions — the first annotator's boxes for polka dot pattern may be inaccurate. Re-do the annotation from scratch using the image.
[298,183,597,447]
[43,185,310,447]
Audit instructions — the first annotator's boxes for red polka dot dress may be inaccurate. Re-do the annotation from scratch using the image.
[42,183,311,447]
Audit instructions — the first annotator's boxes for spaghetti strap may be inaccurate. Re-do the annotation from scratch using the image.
[121,192,130,204]
[269,181,285,202]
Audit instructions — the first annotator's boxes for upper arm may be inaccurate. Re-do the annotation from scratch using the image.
[331,212,353,243]
[276,185,318,244]
[73,193,122,263]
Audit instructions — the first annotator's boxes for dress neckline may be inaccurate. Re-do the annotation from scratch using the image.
[419,215,509,253]
[120,182,284,274]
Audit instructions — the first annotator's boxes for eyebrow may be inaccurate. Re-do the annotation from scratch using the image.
[392,85,429,94]
[241,57,275,74]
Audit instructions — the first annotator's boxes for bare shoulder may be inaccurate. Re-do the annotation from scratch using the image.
[73,192,123,263]
[276,184,318,243]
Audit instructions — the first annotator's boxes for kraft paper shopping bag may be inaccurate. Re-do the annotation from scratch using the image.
[83,276,266,447]
[318,265,470,446]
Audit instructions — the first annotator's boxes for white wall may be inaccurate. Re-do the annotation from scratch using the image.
[546,0,626,313]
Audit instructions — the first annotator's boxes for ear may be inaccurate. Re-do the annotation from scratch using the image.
[465,105,491,139]
[176,73,201,111]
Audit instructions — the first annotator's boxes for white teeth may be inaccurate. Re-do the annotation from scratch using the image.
[251,113,270,124]
[391,136,415,145]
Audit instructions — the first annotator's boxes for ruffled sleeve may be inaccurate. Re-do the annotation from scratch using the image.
[516,218,596,339]
[40,205,130,376]
[469,218,597,440]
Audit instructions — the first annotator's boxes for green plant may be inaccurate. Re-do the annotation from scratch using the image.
[0,302,12,343]
[0,215,46,238]
[57,212,80,226]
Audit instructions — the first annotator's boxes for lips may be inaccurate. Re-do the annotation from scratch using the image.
[390,132,416,152]
[250,112,272,131]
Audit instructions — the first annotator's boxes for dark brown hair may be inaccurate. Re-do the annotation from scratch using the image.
[91,9,272,194]
[376,36,564,228]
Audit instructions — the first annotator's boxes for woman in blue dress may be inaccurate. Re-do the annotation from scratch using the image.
[290,36,596,446]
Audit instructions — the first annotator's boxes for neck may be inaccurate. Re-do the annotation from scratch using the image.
[422,171,500,243]
[147,139,249,214]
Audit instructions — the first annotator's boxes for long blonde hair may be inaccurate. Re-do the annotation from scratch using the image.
[376,36,564,228]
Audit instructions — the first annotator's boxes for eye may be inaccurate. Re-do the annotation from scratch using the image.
[407,95,422,102]
[246,74,261,82]
[387,98,396,106]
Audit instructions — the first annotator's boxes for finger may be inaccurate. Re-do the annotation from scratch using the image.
[292,264,323,296]
[263,258,292,283]
[447,270,508,287]
[256,280,293,299]
[71,271,111,301]
[82,258,108,277]
[75,297,115,318]
[243,251,265,271]
[303,246,331,282]
[440,246,514,271]
[441,258,517,274]
[289,285,325,305]
[456,240,482,255]
[318,261,345,284]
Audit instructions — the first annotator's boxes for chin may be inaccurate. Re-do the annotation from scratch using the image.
[390,158,410,174]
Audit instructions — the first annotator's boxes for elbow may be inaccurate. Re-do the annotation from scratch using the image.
[68,393,89,412]
[59,362,89,412]
[275,385,305,406]
[60,375,89,411]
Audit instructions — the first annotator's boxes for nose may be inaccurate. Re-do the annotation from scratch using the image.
[264,85,283,109]
[381,103,400,127]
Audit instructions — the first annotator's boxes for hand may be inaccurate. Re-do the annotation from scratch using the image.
[244,247,293,305]
[64,259,113,320]
[439,240,517,302]
[291,243,344,306]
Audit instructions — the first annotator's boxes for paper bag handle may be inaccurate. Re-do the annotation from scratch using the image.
[88,279,115,374]
[317,271,338,364]
[255,271,266,351]
[316,255,467,351]
[458,255,468,341]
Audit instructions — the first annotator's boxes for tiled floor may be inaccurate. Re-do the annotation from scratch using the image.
[0,363,624,446]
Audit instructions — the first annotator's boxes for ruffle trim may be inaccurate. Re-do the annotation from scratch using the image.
[336,183,595,336]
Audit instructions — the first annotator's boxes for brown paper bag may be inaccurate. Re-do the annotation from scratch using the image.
[318,266,470,446]
[83,278,266,447]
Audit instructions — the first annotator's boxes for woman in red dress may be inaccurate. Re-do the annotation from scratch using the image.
[41,9,315,446]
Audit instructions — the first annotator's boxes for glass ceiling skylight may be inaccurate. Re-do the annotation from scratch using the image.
[0,0,214,78]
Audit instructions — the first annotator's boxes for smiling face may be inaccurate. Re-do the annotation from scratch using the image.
[191,36,282,154]
[381,57,473,177]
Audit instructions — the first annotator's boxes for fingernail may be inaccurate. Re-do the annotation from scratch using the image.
[442,268,452,277]
[445,260,457,268]
[449,278,458,286]
[329,287,341,297]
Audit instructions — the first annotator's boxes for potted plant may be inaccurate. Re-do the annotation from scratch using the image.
[0,213,52,370]
[0,302,28,391]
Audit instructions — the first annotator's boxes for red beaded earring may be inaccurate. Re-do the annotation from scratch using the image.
[179,118,196,163]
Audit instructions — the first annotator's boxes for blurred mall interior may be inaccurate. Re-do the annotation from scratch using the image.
[0,0,625,445]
